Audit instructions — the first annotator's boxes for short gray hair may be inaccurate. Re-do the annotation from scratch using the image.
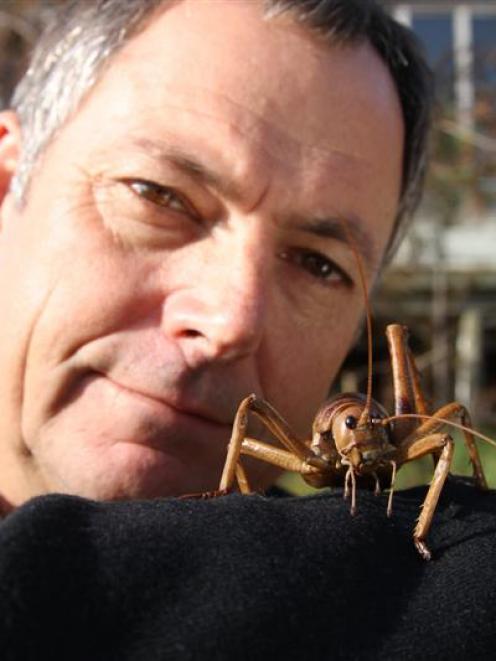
[10,0,432,258]
[10,0,164,201]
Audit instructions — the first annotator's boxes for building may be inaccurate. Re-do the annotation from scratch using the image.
[391,1,496,131]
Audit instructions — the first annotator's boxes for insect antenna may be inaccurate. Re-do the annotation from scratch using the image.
[340,218,374,427]
[381,413,496,449]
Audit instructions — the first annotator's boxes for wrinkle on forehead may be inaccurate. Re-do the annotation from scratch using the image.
[106,1,402,165]
[58,0,402,263]
[80,46,380,211]
[92,82,375,195]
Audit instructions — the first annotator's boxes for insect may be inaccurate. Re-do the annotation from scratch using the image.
[216,222,494,560]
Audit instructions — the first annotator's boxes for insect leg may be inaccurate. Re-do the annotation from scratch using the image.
[386,460,397,517]
[235,462,252,494]
[386,324,421,441]
[394,432,454,560]
[219,395,254,492]
[406,402,488,490]
[219,395,320,492]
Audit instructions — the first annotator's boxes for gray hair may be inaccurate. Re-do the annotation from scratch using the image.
[10,0,433,259]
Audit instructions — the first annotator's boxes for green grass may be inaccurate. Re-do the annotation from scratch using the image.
[277,427,496,495]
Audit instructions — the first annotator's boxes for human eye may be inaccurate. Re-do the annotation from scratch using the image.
[125,179,200,220]
[279,247,353,287]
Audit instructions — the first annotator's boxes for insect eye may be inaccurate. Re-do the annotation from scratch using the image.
[345,415,357,430]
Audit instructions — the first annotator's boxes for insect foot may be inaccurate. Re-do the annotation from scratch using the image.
[414,537,431,561]
[179,489,230,500]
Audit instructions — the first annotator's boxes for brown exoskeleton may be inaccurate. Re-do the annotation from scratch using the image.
[218,323,492,560]
[216,221,494,560]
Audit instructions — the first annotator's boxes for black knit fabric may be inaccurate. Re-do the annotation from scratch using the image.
[1,477,495,660]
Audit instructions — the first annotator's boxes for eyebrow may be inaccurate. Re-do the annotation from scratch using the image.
[130,138,376,267]
[132,138,245,203]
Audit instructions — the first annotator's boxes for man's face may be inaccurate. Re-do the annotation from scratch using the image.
[0,0,403,505]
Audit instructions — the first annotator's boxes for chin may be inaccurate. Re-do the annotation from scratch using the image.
[41,439,224,502]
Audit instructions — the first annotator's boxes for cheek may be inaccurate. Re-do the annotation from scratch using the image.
[25,253,148,376]
[262,298,362,437]
[4,206,159,441]
[21,186,166,354]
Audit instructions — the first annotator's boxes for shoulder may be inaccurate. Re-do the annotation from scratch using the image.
[0,479,495,660]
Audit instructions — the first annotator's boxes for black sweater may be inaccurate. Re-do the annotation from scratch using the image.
[1,478,495,660]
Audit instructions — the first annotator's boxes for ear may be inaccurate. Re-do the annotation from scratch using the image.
[0,112,22,231]
[0,111,21,203]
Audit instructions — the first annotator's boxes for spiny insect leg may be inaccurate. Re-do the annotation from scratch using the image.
[395,432,454,560]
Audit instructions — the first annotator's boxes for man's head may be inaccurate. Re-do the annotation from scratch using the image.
[11,0,431,258]
[0,0,431,507]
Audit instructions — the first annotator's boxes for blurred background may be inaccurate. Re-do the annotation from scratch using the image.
[0,0,495,490]
[336,0,496,489]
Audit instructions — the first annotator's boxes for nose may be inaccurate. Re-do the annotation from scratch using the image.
[161,239,268,367]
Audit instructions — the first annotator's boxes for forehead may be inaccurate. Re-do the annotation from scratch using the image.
[42,0,404,262]
[103,0,402,158]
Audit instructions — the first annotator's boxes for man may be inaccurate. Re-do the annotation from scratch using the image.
[1,2,495,660]
[0,0,425,508]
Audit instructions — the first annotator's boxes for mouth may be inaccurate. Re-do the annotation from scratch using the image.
[39,370,238,500]
[102,373,232,433]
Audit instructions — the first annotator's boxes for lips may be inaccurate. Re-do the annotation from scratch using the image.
[102,373,232,431]
[32,366,240,500]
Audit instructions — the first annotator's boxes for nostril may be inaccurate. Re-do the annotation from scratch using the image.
[182,329,201,339]
[162,286,264,364]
